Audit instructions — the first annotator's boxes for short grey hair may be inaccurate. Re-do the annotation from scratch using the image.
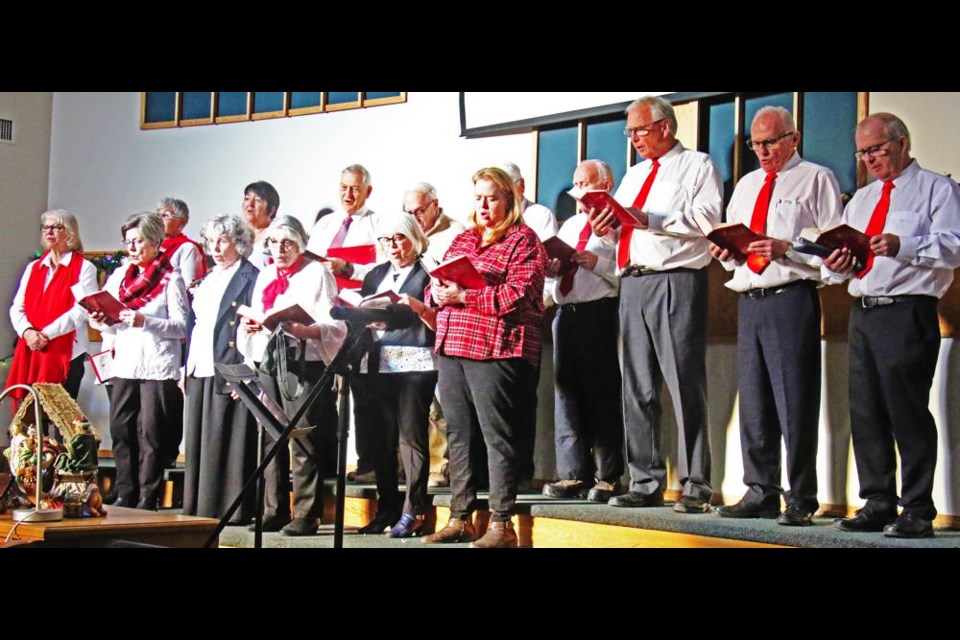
[342,164,372,188]
[121,212,165,247]
[859,112,911,144]
[201,214,255,258]
[496,161,523,184]
[580,159,614,185]
[265,215,309,253]
[752,105,796,131]
[41,209,83,252]
[158,197,190,223]
[626,95,678,136]
[377,213,430,257]
[406,181,438,202]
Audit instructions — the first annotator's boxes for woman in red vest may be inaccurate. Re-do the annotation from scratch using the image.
[6,209,97,408]
[157,197,207,291]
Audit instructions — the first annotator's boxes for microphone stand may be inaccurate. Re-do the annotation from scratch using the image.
[206,324,374,549]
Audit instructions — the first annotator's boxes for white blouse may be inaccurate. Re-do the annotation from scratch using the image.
[92,262,189,380]
[186,261,241,378]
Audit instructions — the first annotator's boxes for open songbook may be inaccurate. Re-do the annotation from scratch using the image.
[567,187,643,228]
[236,303,316,332]
[691,211,765,263]
[338,289,401,309]
[71,283,127,325]
[794,225,871,272]
[427,255,487,289]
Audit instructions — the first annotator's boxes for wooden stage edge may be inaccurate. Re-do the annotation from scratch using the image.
[0,506,219,548]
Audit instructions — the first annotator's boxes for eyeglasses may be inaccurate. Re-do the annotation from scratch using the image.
[854,138,899,161]
[745,131,797,152]
[40,224,65,232]
[404,200,435,218]
[266,238,298,250]
[159,210,182,220]
[623,119,665,138]
[124,238,148,248]
[377,234,409,247]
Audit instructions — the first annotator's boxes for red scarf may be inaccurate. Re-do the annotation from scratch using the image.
[161,233,207,281]
[5,252,84,400]
[119,253,175,310]
[261,256,305,311]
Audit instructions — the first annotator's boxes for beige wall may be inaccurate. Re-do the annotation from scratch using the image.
[869,92,960,179]
[0,92,52,402]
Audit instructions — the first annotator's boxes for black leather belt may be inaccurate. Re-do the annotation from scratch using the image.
[621,266,696,278]
[559,297,618,312]
[741,280,812,300]
[858,294,936,308]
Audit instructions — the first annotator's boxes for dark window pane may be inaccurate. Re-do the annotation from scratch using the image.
[586,117,628,189]
[217,92,248,118]
[144,92,176,123]
[328,92,359,105]
[290,92,321,110]
[742,93,794,175]
[182,92,212,121]
[536,125,579,222]
[705,99,736,212]
[366,92,401,100]
[253,92,285,113]
[802,91,858,195]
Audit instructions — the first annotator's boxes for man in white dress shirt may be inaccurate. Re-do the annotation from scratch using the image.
[306,164,382,286]
[496,161,559,242]
[588,95,723,513]
[825,113,960,538]
[540,160,624,503]
[710,106,843,526]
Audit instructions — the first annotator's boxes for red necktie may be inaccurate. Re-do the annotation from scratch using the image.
[746,172,777,274]
[617,158,660,269]
[558,219,592,296]
[329,215,353,249]
[857,180,895,278]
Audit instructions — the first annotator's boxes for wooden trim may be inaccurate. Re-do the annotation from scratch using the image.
[361,92,407,107]
[531,129,541,202]
[288,105,324,117]
[576,120,586,161]
[733,93,745,184]
[213,91,252,124]
[140,92,177,130]
[325,92,361,112]
[856,92,871,188]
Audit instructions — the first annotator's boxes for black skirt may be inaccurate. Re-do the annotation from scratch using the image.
[182,375,259,523]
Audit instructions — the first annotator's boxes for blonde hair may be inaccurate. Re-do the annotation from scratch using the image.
[469,167,523,246]
[41,209,84,252]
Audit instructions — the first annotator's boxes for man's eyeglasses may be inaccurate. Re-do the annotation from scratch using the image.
[378,235,409,247]
[854,138,899,161]
[404,200,435,218]
[40,224,65,232]
[159,210,182,220]
[623,119,666,138]
[745,131,796,152]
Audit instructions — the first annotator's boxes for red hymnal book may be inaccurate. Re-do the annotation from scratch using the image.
[326,244,377,290]
[71,284,128,325]
[338,289,401,309]
[236,303,316,332]
[796,225,871,271]
[428,255,487,289]
[567,187,643,228]
[692,211,765,263]
[542,235,578,276]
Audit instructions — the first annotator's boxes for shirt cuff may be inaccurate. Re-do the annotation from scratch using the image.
[897,235,919,262]
[646,212,666,232]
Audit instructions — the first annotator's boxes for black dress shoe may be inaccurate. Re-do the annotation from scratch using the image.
[608,491,664,508]
[673,495,711,514]
[135,498,159,511]
[247,514,291,532]
[281,517,320,537]
[357,511,400,535]
[777,503,814,526]
[110,495,137,507]
[883,512,934,539]
[834,508,897,533]
[717,498,780,519]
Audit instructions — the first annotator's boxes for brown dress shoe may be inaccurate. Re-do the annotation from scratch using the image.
[422,518,477,544]
[470,520,518,548]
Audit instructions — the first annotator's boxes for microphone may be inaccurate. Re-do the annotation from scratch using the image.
[330,303,418,331]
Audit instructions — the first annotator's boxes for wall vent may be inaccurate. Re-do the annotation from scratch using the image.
[0,119,12,144]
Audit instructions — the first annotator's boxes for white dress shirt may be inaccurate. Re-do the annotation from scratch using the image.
[520,199,560,242]
[10,251,98,360]
[548,212,619,305]
[93,264,189,380]
[603,142,724,271]
[237,259,347,365]
[306,207,383,282]
[165,239,206,287]
[722,153,844,292]
[186,260,241,377]
[842,160,960,298]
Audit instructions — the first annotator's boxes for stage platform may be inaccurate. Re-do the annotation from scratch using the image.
[213,482,960,549]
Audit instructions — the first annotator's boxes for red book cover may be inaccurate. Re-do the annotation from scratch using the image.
[236,303,316,332]
[428,255,487,289]
[813,224,872,268]
[542,235,578,276]
[707,223,766,263]
[327,244,377,265]
[567,188,643,228]
[74,290,128,325]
